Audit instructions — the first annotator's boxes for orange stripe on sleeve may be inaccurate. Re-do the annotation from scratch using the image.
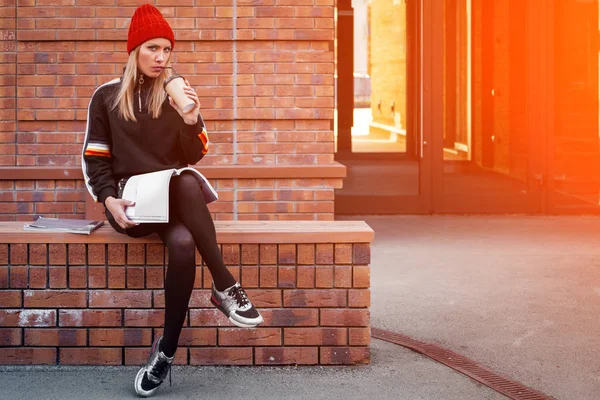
[84,150,111,157]
[198,128,209,154]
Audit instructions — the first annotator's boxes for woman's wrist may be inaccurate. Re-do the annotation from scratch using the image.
[183,112,199,125]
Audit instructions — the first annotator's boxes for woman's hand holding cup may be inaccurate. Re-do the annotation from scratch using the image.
[166,76,200,125]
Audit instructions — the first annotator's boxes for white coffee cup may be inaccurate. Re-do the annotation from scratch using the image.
[164,74,196,114]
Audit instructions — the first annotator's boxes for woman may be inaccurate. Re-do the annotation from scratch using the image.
[81,4,263,397]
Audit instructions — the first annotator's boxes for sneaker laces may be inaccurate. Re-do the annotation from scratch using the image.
[149,355,172,385]
[229,285,250,308]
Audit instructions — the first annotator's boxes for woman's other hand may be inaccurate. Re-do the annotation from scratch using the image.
[105,196,137,229]
[168,78,200,125]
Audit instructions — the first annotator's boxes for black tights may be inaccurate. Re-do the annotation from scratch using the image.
[120,172,236,357]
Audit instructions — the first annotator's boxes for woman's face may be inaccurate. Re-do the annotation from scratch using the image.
[137,38,172,78]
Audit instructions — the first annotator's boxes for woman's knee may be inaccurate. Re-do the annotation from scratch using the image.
[172,233,195,253]
[163,226,195,256]
[174,173,201,193]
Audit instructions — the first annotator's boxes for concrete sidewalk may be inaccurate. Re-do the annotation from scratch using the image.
[360,215,600,400]
[2,216,599,399]
[0,339,503,400]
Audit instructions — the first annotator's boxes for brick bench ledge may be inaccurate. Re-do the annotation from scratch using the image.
[0,220,373,366]
[0,221,374,244]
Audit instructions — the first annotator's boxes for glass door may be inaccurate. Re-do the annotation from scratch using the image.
[431,0,544,213]
[335,0,432,214]
[548,0,600,214]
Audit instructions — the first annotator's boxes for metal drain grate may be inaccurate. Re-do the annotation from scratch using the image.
[371,327,554,400]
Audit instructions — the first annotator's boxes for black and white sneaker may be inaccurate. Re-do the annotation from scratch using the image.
[134,336,174,397]
[211,282,264,328]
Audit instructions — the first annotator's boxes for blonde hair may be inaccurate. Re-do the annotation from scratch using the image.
[111,46,173,121]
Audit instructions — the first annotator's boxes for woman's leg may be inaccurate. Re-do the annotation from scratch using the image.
[169,173,236,291]
[168,173,263,327]
[157,219,196,357]
[132,219,192,396]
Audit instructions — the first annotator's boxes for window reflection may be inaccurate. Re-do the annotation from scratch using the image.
[443,0,529,196]
[552,0,600,209]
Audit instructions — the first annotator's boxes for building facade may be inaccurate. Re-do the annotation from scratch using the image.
[2,1,600,218]
[337,0,600,214]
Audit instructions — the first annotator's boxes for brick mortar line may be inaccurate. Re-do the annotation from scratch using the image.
[7,245,14,298]
[143,245,148,291]
[13,4,18,175]
[229,9,237,219]
[84,244,89,307]
[64,244,71,289]
[103,244,108,290]
[232,0,238,165]
[26,245,30,292]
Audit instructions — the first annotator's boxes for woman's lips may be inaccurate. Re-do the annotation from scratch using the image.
[152,67,163,72]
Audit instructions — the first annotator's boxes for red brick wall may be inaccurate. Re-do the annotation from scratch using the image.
[1,4,17,165]
[0,179,86,219]
[0,1,339,221]
[0,240,371,366]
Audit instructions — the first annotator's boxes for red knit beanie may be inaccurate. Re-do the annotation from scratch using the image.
[127,4,175,54]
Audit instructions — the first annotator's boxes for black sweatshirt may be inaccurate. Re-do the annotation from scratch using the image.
[82,75,208,206]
